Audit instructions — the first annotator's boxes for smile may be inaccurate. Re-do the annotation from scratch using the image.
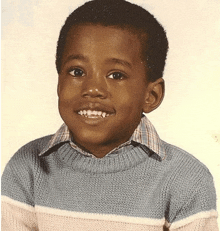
[78,110,110,118]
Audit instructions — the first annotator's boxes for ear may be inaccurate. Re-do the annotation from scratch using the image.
[57,76,61,97]
[57,83,60,97]
[142,78,165,113]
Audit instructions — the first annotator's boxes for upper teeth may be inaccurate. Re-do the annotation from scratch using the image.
[78,110,109,118]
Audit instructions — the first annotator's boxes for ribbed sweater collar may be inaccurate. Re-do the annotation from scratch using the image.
[39,116,166,160]
[56,142,156,174]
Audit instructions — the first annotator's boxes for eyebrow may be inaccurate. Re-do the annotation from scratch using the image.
[64,54,89,65]
[106,58,132,69]
[64,55,132,69]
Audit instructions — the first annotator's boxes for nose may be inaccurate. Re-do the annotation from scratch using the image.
[81,74,108,99]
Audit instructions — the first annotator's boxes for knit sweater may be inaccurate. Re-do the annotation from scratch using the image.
[2,119,218,230]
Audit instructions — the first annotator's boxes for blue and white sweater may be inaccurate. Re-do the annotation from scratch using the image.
[2,117,218,230]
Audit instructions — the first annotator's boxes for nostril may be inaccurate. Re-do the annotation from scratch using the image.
[89,89,99,93]
[81,76,109,99]
[82,87,108,98]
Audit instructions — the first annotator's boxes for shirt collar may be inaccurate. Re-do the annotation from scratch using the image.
[39,115,166,160]
[130,116,166,159]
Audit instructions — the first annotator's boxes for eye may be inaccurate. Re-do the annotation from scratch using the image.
[69,68,85,77]
[107,72,125,80]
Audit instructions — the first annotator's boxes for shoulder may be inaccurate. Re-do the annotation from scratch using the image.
[162,140,216,207]
[8,135,53,165]
[161,141,217,224]
[2,134,53,170]
[2,134,54,179]
[15,134,53,156]
[162,140,211,176]
[2,135,53,184]
[2,135,53,204]
[161,140,216,207]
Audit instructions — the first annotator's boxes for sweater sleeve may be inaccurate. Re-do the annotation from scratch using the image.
[167,167,218,231]
[1,151,39,231]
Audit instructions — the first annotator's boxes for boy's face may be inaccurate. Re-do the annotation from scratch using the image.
[58,24,159,157]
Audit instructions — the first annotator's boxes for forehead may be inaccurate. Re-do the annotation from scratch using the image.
[63,24,145,64]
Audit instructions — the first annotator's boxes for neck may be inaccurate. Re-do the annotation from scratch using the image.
[73,138,131,158]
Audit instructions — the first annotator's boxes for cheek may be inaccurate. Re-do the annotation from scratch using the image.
[113,84,146,110]
[58,88,75,115]
[58,79,80,101]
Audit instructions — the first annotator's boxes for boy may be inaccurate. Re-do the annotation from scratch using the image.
[2,0,218,230]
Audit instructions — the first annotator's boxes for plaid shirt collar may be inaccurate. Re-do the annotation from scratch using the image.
[39,115,166,160]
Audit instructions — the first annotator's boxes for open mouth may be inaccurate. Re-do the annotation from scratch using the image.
[78,110,111,118]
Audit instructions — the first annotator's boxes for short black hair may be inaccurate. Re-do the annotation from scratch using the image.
[56,0,169,82]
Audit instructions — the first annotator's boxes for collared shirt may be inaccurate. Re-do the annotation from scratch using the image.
[39,115,166,160]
